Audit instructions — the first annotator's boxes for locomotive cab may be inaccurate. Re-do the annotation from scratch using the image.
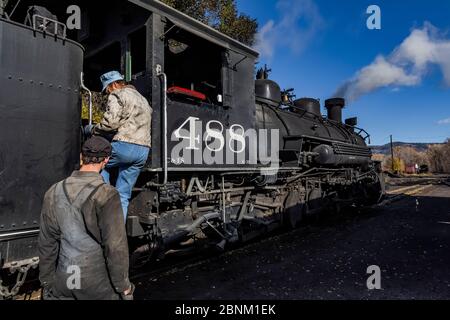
[75,0,258,172]
[163,22,225,107]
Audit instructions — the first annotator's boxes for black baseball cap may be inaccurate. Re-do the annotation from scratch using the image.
[82,136,112,157]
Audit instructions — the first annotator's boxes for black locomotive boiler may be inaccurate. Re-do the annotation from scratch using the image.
[0,0,384,298]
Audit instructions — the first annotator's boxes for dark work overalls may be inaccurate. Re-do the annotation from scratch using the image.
[45,181,120,300]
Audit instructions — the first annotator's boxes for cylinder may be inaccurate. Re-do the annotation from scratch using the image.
[325,98,345,123]
[293,98,321,116]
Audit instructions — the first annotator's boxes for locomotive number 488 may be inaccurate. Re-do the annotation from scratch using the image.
[172,116,247,153]
[171,116,280,167]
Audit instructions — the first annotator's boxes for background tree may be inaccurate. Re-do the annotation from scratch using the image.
[392,146,427,167]
[162,0,258,46]
[384,157,405,173]
[426,140,450,173]
[373,140,450,174]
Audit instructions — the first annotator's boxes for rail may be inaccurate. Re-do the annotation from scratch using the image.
[353,127,371,144]
[32,14,66,38]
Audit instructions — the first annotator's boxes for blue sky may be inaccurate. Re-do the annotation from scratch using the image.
[237,0,450,145]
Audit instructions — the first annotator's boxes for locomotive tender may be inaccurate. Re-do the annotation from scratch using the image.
[0,0,384,298]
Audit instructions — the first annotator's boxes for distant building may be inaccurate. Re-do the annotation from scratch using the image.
[405,164,418,175]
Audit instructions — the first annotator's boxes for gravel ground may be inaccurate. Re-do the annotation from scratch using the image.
[134,184,450,300]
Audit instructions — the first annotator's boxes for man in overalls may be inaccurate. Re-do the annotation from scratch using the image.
[38,136,133,300]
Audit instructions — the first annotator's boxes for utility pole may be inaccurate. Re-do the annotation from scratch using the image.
[390,135,395,172]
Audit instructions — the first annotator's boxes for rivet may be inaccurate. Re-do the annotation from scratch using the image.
[40,82,44,86]
[0,225,4,229]
[49,84,53,87]
[30,80,34,84]
[23,222,27,226]
[8,75,12,79]
[58,85,62,89]
[11,223,16,227]
[18,78,23,82]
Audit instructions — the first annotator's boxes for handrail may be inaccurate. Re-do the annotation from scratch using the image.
[354,127,371,144]
[156,64,168,185]
[80,72,93,126]
[32,14,66,38]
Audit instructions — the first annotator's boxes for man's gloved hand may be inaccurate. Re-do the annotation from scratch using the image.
[121,283,135,301]
[83,124,95,138]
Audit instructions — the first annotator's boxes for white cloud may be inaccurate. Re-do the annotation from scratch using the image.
[438,118,450,125]
[335,23,450,102]
[254,0,324,60]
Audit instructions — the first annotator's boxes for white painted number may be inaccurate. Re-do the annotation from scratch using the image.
[173,116,201,150]
[205,120,225,152]
[173,118,246,154]
[229,124,246,153]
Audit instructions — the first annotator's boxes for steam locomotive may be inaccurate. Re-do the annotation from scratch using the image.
[0,0,384,298]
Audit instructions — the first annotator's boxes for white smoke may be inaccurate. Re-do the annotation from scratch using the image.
[438,118,450,125]
[335,23,450,102]
[254,0,324,60]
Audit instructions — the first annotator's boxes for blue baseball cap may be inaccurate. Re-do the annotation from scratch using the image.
[100,71,124,92]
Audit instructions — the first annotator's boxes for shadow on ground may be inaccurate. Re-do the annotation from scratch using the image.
[134,185,450,300]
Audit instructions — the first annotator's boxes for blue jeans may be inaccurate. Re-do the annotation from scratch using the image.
[101,141,150,221]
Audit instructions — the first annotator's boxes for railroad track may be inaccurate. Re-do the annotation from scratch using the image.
[13,249,218,300]
[376,183,437,208]
[15,180,445,300]
[125,183,439,290]
[378,174,449,207]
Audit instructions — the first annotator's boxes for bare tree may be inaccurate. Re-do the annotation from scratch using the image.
[393,146,427,166]
[427,140,450,173]
[380,141,450,174]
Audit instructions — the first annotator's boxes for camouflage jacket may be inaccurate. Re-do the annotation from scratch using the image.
[94,85,152,147]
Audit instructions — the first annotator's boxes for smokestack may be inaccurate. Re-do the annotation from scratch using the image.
[325,98,345,123]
